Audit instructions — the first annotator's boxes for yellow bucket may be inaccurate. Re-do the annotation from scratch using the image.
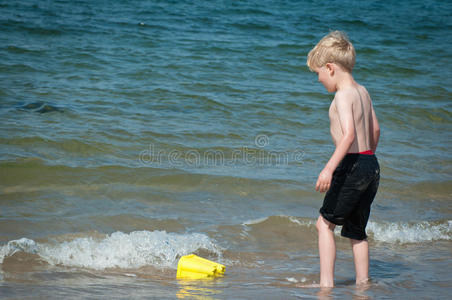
[176,254,225,279]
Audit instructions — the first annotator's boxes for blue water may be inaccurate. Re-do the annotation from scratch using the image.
[1,0,451,298]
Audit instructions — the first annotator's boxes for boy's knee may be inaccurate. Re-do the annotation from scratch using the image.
[316,215,335,232]
[350,238,368,245]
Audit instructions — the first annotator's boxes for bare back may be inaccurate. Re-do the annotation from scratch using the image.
[329,84,376,153]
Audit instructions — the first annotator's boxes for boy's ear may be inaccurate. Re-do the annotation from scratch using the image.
[325,63,334,76]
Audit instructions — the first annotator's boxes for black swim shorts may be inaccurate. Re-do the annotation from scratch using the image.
[319,153,380,240]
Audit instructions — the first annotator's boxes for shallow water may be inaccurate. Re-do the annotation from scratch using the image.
[1,0,451,298]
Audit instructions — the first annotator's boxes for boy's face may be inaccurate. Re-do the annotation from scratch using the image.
[314,65,336,93]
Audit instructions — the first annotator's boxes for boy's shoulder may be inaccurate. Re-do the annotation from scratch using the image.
[333,86,358,106]
[334,84,369,107]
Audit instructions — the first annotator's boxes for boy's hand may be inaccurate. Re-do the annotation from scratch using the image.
[315,168,333,193]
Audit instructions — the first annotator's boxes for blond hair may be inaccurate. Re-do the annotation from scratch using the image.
[307,31,356,73]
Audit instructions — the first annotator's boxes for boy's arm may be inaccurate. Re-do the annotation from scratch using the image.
[370,105,380,153]
[315,92,355,193]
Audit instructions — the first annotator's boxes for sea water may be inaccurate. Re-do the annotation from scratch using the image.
[0,0,451,298]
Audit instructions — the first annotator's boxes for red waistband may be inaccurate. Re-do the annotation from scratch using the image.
[347,150,374,155]
[355,150,374,155]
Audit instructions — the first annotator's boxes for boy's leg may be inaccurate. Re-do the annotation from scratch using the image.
[350,238,369,284]
[316,215,336,287]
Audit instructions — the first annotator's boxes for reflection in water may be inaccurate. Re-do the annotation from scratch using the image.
[314,281,371,300]
[316,287,333,300]
[176,279,223,300]
[353,280,371,300]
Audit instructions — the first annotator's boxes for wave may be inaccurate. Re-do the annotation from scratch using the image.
[242,216,452,244]
[366,220,452,243]
[18,101,63,113]
[1,217,450,272]
[0,230,222,270]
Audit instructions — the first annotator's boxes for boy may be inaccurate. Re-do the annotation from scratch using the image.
[306,31,380,287]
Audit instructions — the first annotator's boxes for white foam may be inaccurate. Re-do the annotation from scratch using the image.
[242,217,269,226]
[288,216,315,227]
[367,220,452,243]
[0,237,38,261]
[0,230,222,270]
[286,277,307,283]
[242,215,314,227]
